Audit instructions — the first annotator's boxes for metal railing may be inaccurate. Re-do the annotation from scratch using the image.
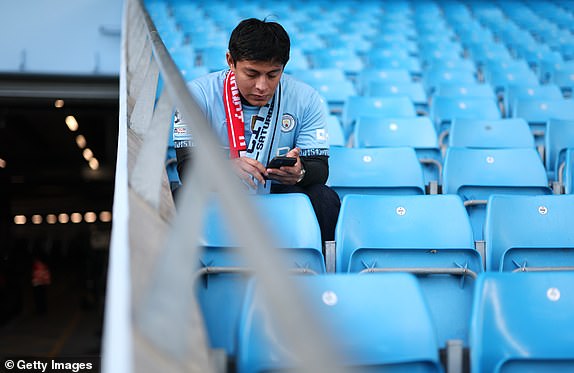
[102,0,343,372]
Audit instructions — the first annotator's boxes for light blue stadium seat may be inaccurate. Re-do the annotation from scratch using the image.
[468,44,513,68]
[424,68,477,94]
[372,39,418,55]
[425,58,477,73]
[322,33,372,53]
[545,118,574,182]
[327,147,425,198]
[553,67,574,95]
[284,48,310,73]
[442,147,552,240]
[198,46,228,72]
[504,84,563,118]
[311,79,357,111]
[448,118,535,149]
[512,98,574,144]
[237,273,443,373]
[295,19,338,35]
[289,68,347,84]
[367,56,423,77]
[470,272,574,373]
[515,43,555,69]
[335,194,481,346]
[430,96,501,133]
[457,27,495,50]
[483,194,574,272]
[353,116,441,185]
[367,82,428,112]
[434,83,496,100]
[181,66,209,82]
[485,68,540,94]
[342,96,416,136]
[290,32,326,52]
[364,48,410,64]
[308,48,364,75]
[356,68,412,95]
[186,30,228,50]
[169,44,196,70]
[325,115,346,147]
[196,194,325,357]
[419,44,464,66]
[538,51,565,83]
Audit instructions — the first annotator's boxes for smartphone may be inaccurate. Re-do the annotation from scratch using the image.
[267,156,296,169]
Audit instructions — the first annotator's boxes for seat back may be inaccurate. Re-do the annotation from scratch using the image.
[434,83,496,99]
[366,56,422,76]
[309,48,364,74]
[443,147,551,240]
[448,118,535,149]
[553,68,574,92]
[327,147,425,198]
[237,273,442,373]
[484,194,574,271]
[356,68,412,95]
[335,194,481,345]
[424,68,477,94]
[342,96,416,136]
[353,117,441,184]
[430,96,501,130]
[367,81,428,106]
[484,66,540,92]
[310,79,357,107]
[197,194,325,357]
[289,68,347,84]
[512,98,574,124]
[354,116,439,149]
[505,84,563,118]
[470,272,574,373]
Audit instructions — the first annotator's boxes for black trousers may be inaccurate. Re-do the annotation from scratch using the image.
[271,184,341,242]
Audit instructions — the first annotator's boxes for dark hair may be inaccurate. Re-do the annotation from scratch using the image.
[228,18,290,66]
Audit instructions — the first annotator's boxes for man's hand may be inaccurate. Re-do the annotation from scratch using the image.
[232,157,268,189]
[266,148,304,185]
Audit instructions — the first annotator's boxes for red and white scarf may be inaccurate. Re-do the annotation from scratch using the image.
[223,70,283,192]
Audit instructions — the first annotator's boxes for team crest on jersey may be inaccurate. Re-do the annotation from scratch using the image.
[281,113,296,132]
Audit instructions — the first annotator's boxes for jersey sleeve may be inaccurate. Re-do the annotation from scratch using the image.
[296,89,330,158]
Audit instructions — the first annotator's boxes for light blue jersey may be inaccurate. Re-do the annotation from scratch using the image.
[173,70,329,159]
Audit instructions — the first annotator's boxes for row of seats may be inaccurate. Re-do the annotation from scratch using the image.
[195,192,574,371]
[238,271,574,373]
[326,145,554,239]
[327,116,574,184]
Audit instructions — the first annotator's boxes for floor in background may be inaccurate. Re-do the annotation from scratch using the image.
[0,254,106,361]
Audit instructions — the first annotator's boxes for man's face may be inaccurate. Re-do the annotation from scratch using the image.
[227,53,284,107]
